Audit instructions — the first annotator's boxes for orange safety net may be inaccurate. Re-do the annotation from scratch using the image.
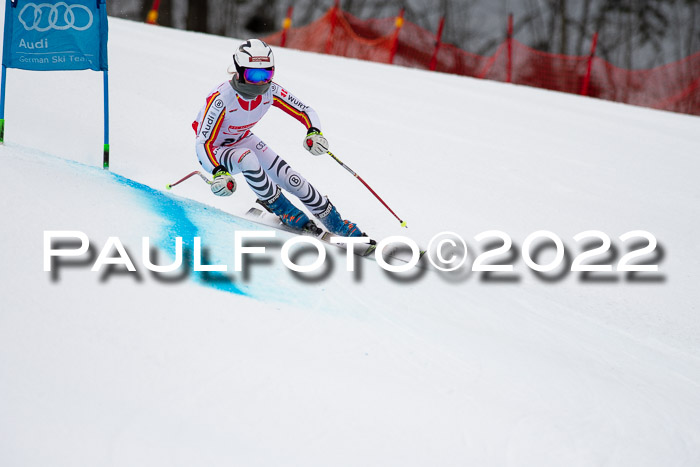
[264,7,700,116]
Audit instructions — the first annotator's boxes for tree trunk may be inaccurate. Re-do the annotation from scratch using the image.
[140,0,151,21]
[159,0,172,28]
[575,0,591,56]
[559,0,568,55]
[187,0,208,33]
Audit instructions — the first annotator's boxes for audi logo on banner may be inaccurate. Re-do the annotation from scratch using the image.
[19,2,94,32]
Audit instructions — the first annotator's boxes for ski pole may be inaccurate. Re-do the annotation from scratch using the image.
[326,151,407,228]
[166,170,212,190]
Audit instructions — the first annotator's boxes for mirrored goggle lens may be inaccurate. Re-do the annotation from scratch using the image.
[243,67,274,84]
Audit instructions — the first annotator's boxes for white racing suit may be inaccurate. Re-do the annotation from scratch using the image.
[193,80,329,216]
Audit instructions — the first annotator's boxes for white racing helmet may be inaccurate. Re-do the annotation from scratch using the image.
[232,39,275,84]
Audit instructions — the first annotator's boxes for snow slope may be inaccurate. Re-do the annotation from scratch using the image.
[2,10,700,467]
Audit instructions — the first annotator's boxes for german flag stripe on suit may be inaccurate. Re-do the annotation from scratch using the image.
[202,92,225,167]
[273,96,312,129]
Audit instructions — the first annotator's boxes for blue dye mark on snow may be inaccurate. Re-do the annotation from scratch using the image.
[109,172,247,296]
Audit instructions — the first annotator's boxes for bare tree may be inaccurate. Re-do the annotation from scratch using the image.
[105,0,699,70]
[159,0,173,27]
[107,0,152,21]
[186,0,208,32]
[574,0,593,55]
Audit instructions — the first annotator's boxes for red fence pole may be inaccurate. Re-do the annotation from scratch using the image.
[280,6,294,47]
[388,9,405,64]
[581,32,599,96]
[429,16,445,71]
[506,13,513,83]
[146,0,161,25]
[325,0,340,55]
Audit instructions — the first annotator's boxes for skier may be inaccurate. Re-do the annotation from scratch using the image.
[192,39,363,237]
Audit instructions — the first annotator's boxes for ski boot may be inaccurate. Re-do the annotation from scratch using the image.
[316,198,363,237]
[258,187,319,233]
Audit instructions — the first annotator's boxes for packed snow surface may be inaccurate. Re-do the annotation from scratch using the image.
[1,8,700,467]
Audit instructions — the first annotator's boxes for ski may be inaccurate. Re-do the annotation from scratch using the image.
[245,207,377,257]
[243,207,428,268]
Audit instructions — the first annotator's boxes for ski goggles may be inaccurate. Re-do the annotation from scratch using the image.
[243,67,275,84]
